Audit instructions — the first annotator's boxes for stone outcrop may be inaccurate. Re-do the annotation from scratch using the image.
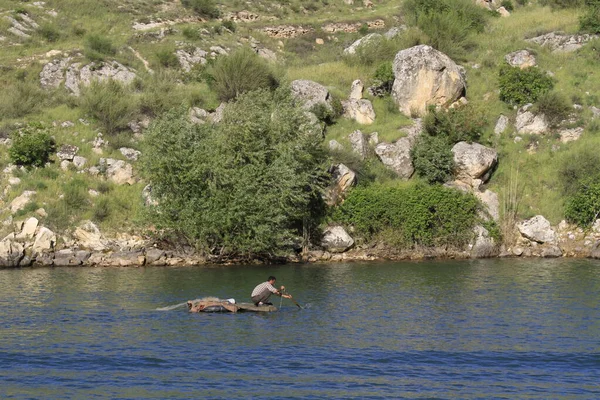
[343,99,376,125]
[375,137,415,179]
[494,115,509,135]
[290,80,331,111]
[515,104,548,135]
[325,164,357,206]
[56,144,79,161]
[470,225,498,258]
[452,142,497,188]
[559,127,583,143]
[10,191,36,213]
[0,237,24,267]
[99,158,136,185]
[73,221,109,251]
[32,227,56,255]
[475,190,500,222]
[343,33,383,55]
[504,50,536,69]
[119,147,141,161]
[526,32,599,53]
[262,25,313,38]
[321,226,354,253]
[349,130,369,159]
[391,45,466,116]
[517,215,556,244]
[176,48,207,72]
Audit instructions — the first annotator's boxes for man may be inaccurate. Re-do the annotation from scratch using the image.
[251,276,291,306]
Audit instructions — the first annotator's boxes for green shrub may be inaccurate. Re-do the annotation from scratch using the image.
[333,183,480,247]
[79,80,137,134]
[411,135,455,184]
[14,201,40,218]
[155,49,180,68]
[9,124,56,168]
[0,82,46,118]
[541,0,583,7]
[63,179,89,210]
[358,23,369,35]
[424,104,486,143]
[207,47,278,101]
[501,0,515,10]
[142,88,328,256]
[222,20,236,32]
[181,0,221,18]
[139,71,185,116]
[93,197,111,222]
[370,62,395,96]
[346,36,404,66]
[182,26,202,40]
[565,178,600,226]
[558,148,600,195]
[534,91,572,128]
[580,2,600,33]
[37,24,60,42]
[498,65,554,106]
[84,34,116,61]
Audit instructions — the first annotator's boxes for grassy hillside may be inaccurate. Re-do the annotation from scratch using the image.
[0,0,599,248]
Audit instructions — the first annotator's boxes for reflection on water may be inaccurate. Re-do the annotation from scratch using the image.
[1,259,599,399]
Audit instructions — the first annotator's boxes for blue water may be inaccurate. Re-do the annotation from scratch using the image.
[1,259,599,399]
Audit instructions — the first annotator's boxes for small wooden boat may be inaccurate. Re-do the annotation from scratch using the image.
[187,299,277,313]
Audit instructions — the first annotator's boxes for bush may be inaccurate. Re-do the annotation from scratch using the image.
[580,2,600,33]
[139,71,184,116]
[558,148,600,195]
[501,0,515,10]
[93,197,111,222]
[63,179,89,210]
[207,47,278,101]
[333,183,480,247]
[181,0,221,19]
[565,178,600,226]
[0,81,46,118]
[155,49,180,68]
[222,20,236,32]
[9,124,56,168]
[534,91,572,128]
[411,135,455,184]
[182,26,202,40]
[79,80,137,134]
[84,34,116,61]
[142,88,328,256]
[498,65,554,106]
[346,36,404,66]
[37,24,60,42]
[424,104,486,143]
[310,96,343,125]
[370,62,395,96]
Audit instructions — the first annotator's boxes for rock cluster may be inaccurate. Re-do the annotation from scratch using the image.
[526,32,599,53]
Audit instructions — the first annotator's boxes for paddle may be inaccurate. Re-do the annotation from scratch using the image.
[285,293,304,310]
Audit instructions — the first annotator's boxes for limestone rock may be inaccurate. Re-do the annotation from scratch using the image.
[590,242,600,259]
[100,158,136,185]
[343,99,376,125]
[73,221,108,251]
[56,144,79,161]
[32,227,56,255]
[526,32,599,53]
[0,238,24,267]
[142,185,158,206]
[72,156,87,169]
[321,226,354,253]
[497,6,510,17]
[559,127,583,143]
[515,104,548,135]
[343,33,383,55]
[475,190,500,222]
[119,147,141,161]
[190,107,209,124]
[452,142,497,187]
[290,80,331,111]
[328,139,344,151]
[10,191,36,213]
[104,251,145,267]
[176,48,208,72]
[65,61,137,96]
[53,249,91,266]
[349,79,364,100]
[348,130,368,159]
[375,137,415,179]
[18,217,39,239]
[146,248,166,265]
[471,225,498,258]
[325,164,357,205]
[209,103,226,124]
[494,115,509,135]
[505,50,536,69]
[40,57,71,89]
[517,215,556,244]
[542,245,562,258]
[391,45,466,116]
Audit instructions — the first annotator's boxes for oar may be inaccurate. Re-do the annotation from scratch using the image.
[286,293,304,310]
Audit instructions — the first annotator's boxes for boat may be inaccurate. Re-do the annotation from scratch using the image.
[187,299,278,313]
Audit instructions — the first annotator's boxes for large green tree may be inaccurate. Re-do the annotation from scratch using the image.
[142,88,328,257]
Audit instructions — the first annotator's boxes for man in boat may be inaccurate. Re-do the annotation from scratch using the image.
[251,276,291,306]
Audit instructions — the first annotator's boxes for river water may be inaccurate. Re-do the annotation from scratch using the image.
[1,259,599,399]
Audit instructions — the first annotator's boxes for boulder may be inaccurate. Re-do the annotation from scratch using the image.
[526,32,599,53]
[290,80,332,111]
[321,226,354,253]
[73,220,108,251]
[56,144,79,161]
[328,139,344,151]
[343,33,383,55]
[32,227,56,255]
[517,215,556,244]
[542,245,562,258]
[0,239,24,267]
[40,57,71,89]
[348,130,369,159]
[342,99,376,125]
[504,50,536,69]
[72,156,87,169]
[18,217,39,239]
[515,104,548,135]
[391,45,466,116]
[375,137,415,179]
[209,103,226,124]
[10,191,36,213]
[471,225,498,258]
[558,127,583,143]
[176,48,207,72]
[100,158,136,185]
[119,147,141,161]
[349,79,364,100]
[497,6,510,17]
[146,248,166,265]
[66,61,137,96]
[325,164,357,205]
[452,142,497,187]
[475,190,500,222]
[494,114,509,135]
[53,249,91,266]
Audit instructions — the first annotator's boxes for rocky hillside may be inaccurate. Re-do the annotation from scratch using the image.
[1,0,600,266]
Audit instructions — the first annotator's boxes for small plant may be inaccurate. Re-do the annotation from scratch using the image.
[181,0,221,19]
[222,20,236,32]
[370,62,395,96]
[84,34,116,62]
[424,104,486,143]
[358,23,369,35]
[37,24,60,42]
[182,26,201,40]
[207,47,278,101]
[9,124,56,168]
[501,0,515,10]
[534,91,572,128]
[498,65,554,106]
[79,80,137,134]
[63,179,89,210]
[93,197,111,222]
[411,135,455,184]
[155,49,180,68]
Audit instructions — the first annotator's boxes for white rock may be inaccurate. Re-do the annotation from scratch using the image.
[494,115,509,135]
[559,127,584,143]
[452,142,497,187]
[375,137,415,179]
[10,191,36,213]
[505,50,536,69]
[349,79,364,100]
[321,226,354,253]
[73,220,108,251]
[475,190,500,222]
[32,227,56,255]
[517,215,557,244]
[19,217,39,239]
[516,104,548,135]
[119,147,141,161]
[343,99,376,125]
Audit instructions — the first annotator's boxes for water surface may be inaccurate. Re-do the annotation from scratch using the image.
[1,259,599,399]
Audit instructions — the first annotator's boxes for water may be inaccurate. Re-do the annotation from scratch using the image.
[1,259,599,399]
